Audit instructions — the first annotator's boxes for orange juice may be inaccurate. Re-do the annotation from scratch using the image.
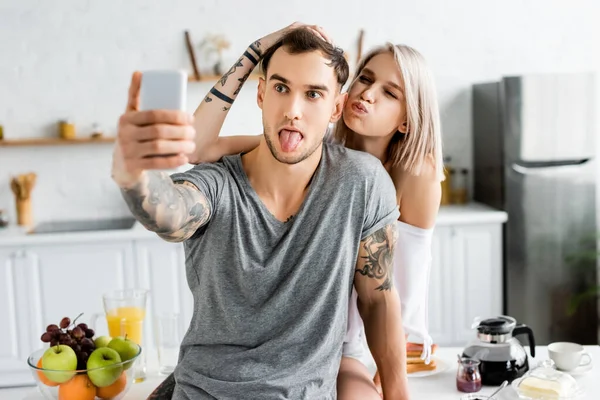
[106,306,146,344]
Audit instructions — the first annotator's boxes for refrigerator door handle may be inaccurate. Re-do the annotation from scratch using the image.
[511,158,592,175]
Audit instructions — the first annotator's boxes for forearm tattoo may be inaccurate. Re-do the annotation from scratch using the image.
[355,223,397,291]
[146,372,176,399]
[249,40,262,57]
[120,172,210,239]
[234,72,251,96]
[219,57,244,86]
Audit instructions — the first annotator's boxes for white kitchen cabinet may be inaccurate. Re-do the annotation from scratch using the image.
[23,241,136,337]
[428,223,503,347]
[132,238,191,354]
[0,241,136,387]
[0,247,36,387]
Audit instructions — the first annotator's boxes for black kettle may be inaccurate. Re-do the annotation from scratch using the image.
[462,315,536,385]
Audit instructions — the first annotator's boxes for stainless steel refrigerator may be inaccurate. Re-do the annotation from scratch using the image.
[472,72,599,345]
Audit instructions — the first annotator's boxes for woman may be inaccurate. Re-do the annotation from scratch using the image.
[188,24,444,399]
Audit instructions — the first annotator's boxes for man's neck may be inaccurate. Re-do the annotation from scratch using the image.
[241,138,323,221]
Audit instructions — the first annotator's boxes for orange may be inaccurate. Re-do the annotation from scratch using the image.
[36,358,59,387]
[58,374,96,400]
[97,371,127,399]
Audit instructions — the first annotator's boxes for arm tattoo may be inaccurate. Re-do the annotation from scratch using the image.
[146,372,175,399]
[120,172,210,240]
[355,224,397,291]
[219,57,244,86]
[234,72,251,96]
[249,41,261,56]
[204,96,212,103]
[210,87,234,104]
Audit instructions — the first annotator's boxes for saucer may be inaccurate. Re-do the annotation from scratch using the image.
[558,363,593,376]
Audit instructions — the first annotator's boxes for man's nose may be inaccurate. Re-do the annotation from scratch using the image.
[283,95,303,121]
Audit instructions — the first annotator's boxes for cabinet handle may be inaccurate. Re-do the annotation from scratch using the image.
[12,249,26,259]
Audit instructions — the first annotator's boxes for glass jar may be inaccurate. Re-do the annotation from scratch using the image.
[457,357,482,393]
[58,119,76,139]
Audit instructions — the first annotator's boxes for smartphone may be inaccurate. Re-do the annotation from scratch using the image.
[139,70,188,112]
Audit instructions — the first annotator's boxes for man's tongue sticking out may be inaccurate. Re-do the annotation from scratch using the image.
[279,129,302,152]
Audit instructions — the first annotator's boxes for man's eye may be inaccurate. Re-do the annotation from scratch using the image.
[275,84,287,93]
[307,91,321,99]
[358,75,371,83]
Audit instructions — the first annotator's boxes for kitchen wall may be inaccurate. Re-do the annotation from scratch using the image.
[1,0,599,224]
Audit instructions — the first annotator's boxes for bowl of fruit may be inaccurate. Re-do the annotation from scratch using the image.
[27,314,142,400]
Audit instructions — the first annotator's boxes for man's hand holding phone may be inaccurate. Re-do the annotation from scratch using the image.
[112,71,196,188]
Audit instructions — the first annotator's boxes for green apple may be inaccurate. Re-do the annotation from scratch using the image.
[94,335,112,348]
[41,345,77,383]
[86,347,123,387]
[107,336,140,370]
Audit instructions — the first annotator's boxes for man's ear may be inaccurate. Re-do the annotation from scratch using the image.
[257,77,266,110]
[330,92,348,123]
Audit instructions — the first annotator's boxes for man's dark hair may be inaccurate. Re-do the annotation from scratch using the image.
[260,28,349,89]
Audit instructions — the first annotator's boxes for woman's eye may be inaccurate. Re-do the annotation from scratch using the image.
[386,90,398,99]
[307,91,321,99]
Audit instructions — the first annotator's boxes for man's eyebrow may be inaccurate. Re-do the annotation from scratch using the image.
[307,84,329,92]
[269,73,289,84]
[269,73,330,93]
[361,67,402,92]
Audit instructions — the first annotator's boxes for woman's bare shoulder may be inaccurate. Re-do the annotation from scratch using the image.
[391,156,441,229]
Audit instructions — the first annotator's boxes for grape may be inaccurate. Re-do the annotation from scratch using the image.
[72,327,85,340]
[50,339,59,347]
[46,324,59,333]
[84,328,95,338]
[77,323,88,331]
[81,338,95,351]
[41,332,53,343]
[72,344,81,353]
[59,317,70,329]
[59,333,73,346]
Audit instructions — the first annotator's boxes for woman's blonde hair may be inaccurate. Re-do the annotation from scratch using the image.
[333,43,444,181]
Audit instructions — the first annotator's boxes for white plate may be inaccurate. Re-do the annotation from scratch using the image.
[407,356,452,378]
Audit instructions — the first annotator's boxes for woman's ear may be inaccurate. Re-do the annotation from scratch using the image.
[398,121,408,134]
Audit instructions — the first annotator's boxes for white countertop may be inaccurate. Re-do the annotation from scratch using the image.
[6,346,597,400]
[0,202,507,247]
[436,202,507,226]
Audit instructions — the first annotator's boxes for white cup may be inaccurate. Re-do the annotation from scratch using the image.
[548,342,593,371]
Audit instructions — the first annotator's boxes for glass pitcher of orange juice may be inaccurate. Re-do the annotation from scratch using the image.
[91,289,148,382]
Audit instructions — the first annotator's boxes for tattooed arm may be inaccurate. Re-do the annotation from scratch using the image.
[189,23,331,164]
[354,223,410,400]
[188,42,260,164]
[113,72,211,243]
[120,172,210,243]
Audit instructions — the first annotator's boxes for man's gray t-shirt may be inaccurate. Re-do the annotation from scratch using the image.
[169,143,399,400]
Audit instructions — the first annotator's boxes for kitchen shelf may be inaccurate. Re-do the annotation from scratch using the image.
[188,73,261,82]
[0,136,116,147]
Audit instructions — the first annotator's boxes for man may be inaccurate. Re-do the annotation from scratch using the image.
[112,28,409,399]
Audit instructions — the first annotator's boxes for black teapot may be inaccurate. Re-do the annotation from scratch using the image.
[462,315,536,385]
